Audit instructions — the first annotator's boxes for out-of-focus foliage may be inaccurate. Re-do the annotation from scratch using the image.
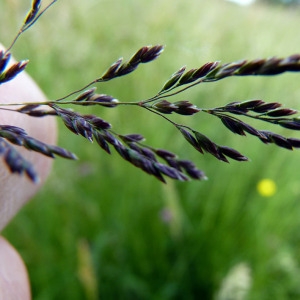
[263,0,300,5]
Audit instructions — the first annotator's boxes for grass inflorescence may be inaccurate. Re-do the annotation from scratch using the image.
[4,1,300,300]
[1,0,300,183]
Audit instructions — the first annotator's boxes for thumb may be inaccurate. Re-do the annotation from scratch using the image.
[0,44,57,230]
[0,236,31,300]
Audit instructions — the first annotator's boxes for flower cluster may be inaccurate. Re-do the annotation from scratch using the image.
[1,0,300,183]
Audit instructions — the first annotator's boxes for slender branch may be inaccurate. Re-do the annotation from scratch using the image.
[54,79,100,102]
[5,0,58,54]
[142,105,195,132]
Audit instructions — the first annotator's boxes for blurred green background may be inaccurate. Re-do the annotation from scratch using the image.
[2,0,300,299]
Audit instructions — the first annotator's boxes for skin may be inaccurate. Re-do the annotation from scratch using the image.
[0,45,57,299]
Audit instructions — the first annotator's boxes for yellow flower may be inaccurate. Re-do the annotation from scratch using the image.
[257,179,277,197]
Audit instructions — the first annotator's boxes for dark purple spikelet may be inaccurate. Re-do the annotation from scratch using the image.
[0,51,11,73]
[0,60,28,84]
[252,102,282,113]
[17,104,58,118]
[93,131,111,154]
[179,62,221,85]
[178,160,207,180]
[127,142,143,154]
[47,145,77,160]
[160,66,186,92]
[153,100,175,114]
[85,94,119,107]
[173,101,200,115]
[128,46,148,64]
[120,134,145,143]
[224,100,266,114]
[0,125,27,136]
[178,127,201,152]
[116,62,139,77]
[140,147,157,161]
[241,122,265,139]
[84,115,111,130]
[220,116,246,136]
[75,87,97,102]
[266,108,297,117]
[100,45,163,81]
[288,137,300,148]
[101,58,123,80]
[0,137,39,182]
[215,60,247,78]
[155,149,177,159]
[72,117,94,141]
[193,131,219,158]
[102,131,120,147]
[164,157,182,170]
[61,114,79,135]
[153,99,200,115]
[193,61,220,79]
[24,137,55,157]
[24,0,42,25]
[278,119,300,130]
[238,99,265,110]
[26,109,57,117]
[259,131,293,149]
[140,45,164,63]
[160,61,221,90]
[155,162,188,181]
[18,104,41,113]
[178,68,198,85]
[218,146,248,162]
[0,130,23,145]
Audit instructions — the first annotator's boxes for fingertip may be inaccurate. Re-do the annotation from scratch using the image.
[0,236,31,300]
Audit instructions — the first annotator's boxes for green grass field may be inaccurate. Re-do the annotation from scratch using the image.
[2,0,300,299]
